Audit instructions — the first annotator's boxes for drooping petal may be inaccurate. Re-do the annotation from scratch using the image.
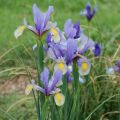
[50,70,62,91]
[78,58,91,76]
[31,80,45,93]
[33,84,45,93]
[54,58,67,75]
[54,93,65,106]
[66,38,77,64]
[14,25,26,39]
[40,68,49,94]
[25,84,34,95]
[26,25,39,35]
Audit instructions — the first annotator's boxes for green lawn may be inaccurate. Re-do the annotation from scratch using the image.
[0,0,120,119]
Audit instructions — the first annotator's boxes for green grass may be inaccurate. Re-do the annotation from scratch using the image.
[0,0,120,120]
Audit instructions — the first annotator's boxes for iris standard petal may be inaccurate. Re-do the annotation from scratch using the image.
[64,19,76,38]
[40,67,49,93]
[66,38,77,64]
[44,6,54,28]
[50,70,62,91]
[32,4,45,34]
[73,22,80,39]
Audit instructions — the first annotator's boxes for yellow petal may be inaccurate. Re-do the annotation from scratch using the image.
[54,93,65,106]
[14,25,26,39]
[25,84,33,95]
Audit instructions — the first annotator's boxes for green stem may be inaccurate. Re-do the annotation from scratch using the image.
[73,60,79,91]
[36,37,45,120]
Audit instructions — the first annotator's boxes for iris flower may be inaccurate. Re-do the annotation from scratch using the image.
[93,43,102,57]
[25,68,65,106]
[27,4,54,36]
[64,19,80,39]
[80,2,97,21]
[14,4,54,38]
[113,60,120,73]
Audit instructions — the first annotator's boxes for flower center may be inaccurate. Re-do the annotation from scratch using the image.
[56,93,62,102]
[51,27,59,38]
[81,62,88,72]
[58,63,64,70]
[19,25,26,32]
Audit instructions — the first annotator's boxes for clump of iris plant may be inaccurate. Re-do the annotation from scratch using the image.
[14,2,102,120]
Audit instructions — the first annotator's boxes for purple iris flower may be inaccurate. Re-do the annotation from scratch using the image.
[80,2,97,21]
[64,19,80,39]
[113,60,120,73]
[33,68,62,96]
[26,4,54,36]
[93,43,101,57]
